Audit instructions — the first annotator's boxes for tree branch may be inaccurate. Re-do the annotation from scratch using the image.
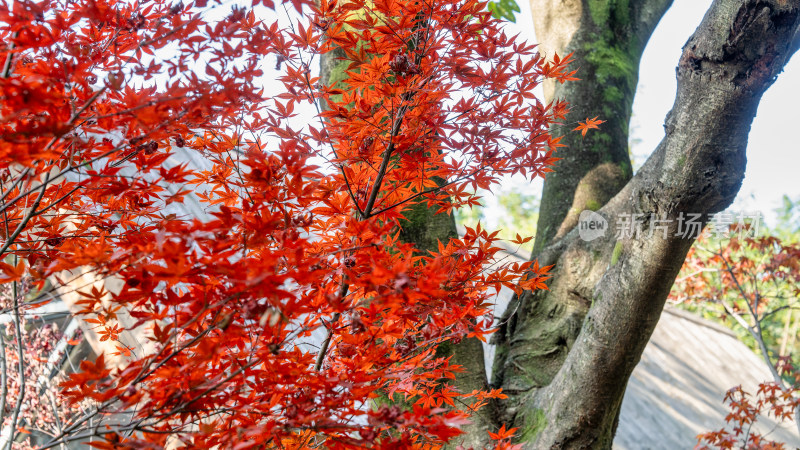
[509,1,800,446]
[6,281,26,450]
[631,0,675,49]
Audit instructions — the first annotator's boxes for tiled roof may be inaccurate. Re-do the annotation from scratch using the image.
[489,243,800,448]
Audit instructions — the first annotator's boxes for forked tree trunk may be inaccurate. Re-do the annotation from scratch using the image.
[491,1,800,447]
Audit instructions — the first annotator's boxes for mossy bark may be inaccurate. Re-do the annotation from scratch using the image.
[395,190,499,448]
[494,1,800,448]
[531,0,672,254]
[396,195,458,253]
[491,0,674,442]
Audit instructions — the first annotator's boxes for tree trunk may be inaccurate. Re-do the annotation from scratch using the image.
[531,0,672,254]
[489,0,800,447]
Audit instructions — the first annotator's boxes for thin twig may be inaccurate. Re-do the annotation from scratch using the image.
[7,280,26,450]
[0,171,51,259]
[314,281,349,371]
[0,329,7,436]
[1,33,17,78]
[711,248,800,435]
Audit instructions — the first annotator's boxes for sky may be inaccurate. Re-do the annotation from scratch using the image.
[491,0,800,229]
[259,0,799,232]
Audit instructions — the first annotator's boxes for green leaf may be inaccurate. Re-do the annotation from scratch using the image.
[487,0,520,22]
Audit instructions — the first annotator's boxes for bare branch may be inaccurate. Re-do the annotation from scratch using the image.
[6,281,26,450]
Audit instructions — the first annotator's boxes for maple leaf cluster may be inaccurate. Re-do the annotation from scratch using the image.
[0,0,568,446]
[671,231,800,449]
[695,383,800,450]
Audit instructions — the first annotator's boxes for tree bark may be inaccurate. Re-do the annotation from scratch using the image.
[490,0,800,447]
[531,0,673,254]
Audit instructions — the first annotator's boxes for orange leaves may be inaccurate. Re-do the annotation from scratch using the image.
[415,385,461,409]
[517,261,553,292]
[312,0,568,220]
[98,323,123,342]
[540,52,579,83]
[489,424,523,450]
[75,285,109,312]
[697,381,799,449]
[489,424,518,441]
[0,260,26,282]
[573,116,606,137]
[61,354,113,402]
[511,233,532,246]
[676,234,800,449]
[0,0,576,445]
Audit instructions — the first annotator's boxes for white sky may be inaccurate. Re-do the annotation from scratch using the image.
[494,0,800,228]
[257,0,798,230]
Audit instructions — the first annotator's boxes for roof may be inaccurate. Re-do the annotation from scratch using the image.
[487,243,800,448]
[616,306,800,448]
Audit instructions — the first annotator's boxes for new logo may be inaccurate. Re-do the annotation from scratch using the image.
[578,210,608,241]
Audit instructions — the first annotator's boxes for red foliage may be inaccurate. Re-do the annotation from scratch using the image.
[695,383,799,450]
[0,0,574,446]
[672,231,800,449]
